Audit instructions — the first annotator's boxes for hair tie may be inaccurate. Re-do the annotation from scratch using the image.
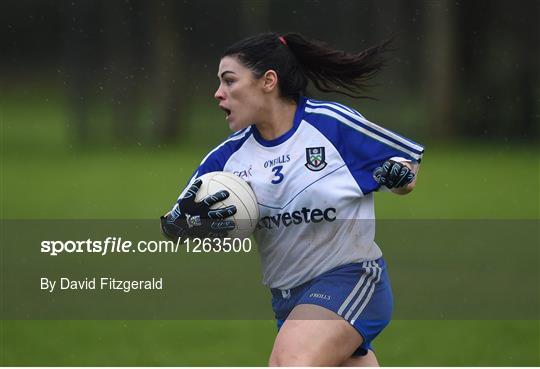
[278,36,287,46]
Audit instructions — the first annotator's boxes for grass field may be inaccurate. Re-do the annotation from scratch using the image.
[1,88,539,366]
[2,320,538,366]
[2,143,538,220]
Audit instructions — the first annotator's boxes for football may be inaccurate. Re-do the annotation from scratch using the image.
[194,171,259,239]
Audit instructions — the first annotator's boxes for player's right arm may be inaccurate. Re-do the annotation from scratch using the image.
[160,127,253,240]
[160,178,237,240]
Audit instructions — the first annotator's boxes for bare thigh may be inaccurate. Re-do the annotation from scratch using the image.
[268,304,363,366]
[341,350,379,367]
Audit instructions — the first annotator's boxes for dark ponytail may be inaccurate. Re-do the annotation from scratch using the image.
[222,32,392,100]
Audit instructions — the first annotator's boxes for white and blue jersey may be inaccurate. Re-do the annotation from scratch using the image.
[182,97,424,290]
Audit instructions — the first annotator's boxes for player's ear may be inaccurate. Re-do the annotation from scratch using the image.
[261,70,278,93]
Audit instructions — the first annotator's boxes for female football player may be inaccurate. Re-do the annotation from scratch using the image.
[161,33,423,366]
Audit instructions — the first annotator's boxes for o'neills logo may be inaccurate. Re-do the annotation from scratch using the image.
[257,207,337,230]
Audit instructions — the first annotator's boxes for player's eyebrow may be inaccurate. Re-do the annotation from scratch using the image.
[219,71,236,78]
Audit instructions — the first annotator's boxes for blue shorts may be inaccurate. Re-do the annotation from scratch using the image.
[271,258,393,356]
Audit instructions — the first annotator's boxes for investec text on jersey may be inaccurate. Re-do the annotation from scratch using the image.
[257,207,336,230]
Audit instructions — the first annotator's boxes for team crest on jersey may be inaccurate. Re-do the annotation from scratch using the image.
[305,147,327,171]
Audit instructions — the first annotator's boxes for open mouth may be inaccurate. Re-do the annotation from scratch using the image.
[220,106,231,119]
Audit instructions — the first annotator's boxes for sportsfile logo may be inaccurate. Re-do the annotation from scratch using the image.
[257,207,337,230]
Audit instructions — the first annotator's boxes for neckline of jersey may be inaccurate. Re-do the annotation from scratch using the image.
[251,96,307,147]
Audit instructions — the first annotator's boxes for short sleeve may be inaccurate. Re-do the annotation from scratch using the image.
[304,102,424,195]
[177,127,254,199]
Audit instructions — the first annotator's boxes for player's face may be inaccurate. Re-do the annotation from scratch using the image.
[215,56,266,131]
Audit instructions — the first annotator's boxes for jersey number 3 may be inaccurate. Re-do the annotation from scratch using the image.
[271,165,284,184]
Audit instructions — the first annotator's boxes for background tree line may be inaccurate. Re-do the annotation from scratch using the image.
[1,0,538,146]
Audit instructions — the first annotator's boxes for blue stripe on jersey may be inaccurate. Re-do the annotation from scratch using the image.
[305,104,424,158]
[306,99,424,148]
[307,98,362,117]
[304,106,423,162]
[303,108,420,194]
[306,99,424,154]
[305,99,424,158]
[191,126,253,180]
[307,103,424,154]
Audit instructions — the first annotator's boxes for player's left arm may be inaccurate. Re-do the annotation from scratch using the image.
[390,161,419,195]
[373,157,420,196]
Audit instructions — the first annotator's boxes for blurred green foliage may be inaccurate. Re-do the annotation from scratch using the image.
[2,1,539,143]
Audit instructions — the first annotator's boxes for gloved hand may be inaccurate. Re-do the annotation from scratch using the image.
[373,160,415,189]
[160,178,237,240]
